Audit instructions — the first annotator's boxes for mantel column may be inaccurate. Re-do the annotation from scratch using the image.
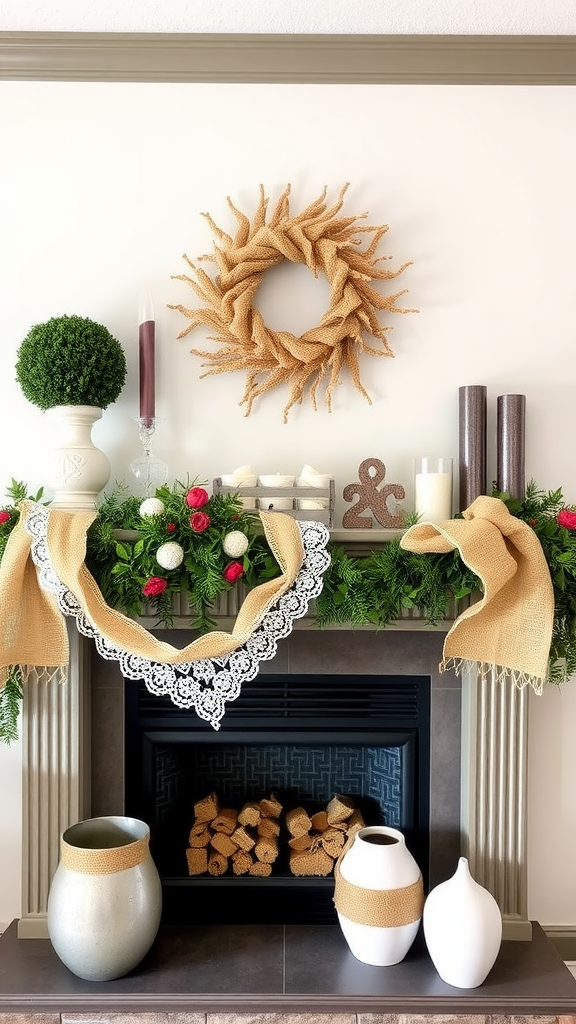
[460,666,531,940]
[18,624,91,939]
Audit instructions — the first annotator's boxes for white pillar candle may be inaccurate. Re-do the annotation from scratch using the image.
[258,473,295,510]
[414,457,453,522]
[221,465,257,508]
[297,464,331,509]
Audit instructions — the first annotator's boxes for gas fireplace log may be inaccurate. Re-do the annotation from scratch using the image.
[286,806,313,837]
[290,847,335,876]
[238,801,261,827]
[347,808,365,835]
[259,794,282,818]
[232,850,254,875]
[207,850,228,876]
[310,810,329,831]
[211,807,238,835]
[254,834,279,863]
[288,834,313,851]
[188,825,212,848]
[210,831,240,858]
[249,860,272,876]
[257,816,281,838]
[186,847,209,876]
[231,825,256,851]
[319,828,346,859]
[193,791,220,824]
[326,793,355,824]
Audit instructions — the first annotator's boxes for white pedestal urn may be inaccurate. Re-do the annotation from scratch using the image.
[45,404,111,509]
[47,816,163,982]
[334,825,424,966]
[423,856,502,988]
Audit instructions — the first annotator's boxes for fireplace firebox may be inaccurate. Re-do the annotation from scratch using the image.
[124,671,430,925]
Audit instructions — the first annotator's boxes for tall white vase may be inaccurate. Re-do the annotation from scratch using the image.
[47,815,162,982]
[45,404,111,509]
[423,856,502,988]
[334,825,424,966]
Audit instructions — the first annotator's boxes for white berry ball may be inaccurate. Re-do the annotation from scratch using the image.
[156,541,184,570]
[223,530,249,558]
[139,497,165,517]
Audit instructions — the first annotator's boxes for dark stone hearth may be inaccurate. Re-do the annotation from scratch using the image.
[1,921,576,1014]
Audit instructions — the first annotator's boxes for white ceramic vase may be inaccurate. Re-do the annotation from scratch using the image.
[334,825,424,966]
[423,856,502,988]
[45,404,111,509]
[47,815,162,982]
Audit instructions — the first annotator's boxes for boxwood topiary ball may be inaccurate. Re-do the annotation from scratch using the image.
[15,314,128,411]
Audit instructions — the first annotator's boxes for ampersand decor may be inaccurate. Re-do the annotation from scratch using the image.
[169,184,416,422]
[343,458,406,529]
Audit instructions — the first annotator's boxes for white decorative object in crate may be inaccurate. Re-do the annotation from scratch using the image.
[213,477,334,527]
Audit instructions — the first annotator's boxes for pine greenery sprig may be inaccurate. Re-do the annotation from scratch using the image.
[0,670,24,745]
[315,539,479,629]
[494,481,576,684]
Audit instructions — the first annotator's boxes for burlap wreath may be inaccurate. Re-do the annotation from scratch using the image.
[170,184,415,422]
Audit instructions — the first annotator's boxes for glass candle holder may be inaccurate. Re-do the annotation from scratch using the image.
[129,418,169,497]
[414,456,453,523]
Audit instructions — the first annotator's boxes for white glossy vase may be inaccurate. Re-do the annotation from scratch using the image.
[47,815,162,982]
[334,825,424,966]
[423,856,502,988]
[45,404,111,509]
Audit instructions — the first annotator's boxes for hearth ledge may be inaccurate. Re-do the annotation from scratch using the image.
[2,921,576,1017]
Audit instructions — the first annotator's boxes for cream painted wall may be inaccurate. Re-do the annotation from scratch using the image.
[0,75,575,931]
[1,0,576,930]
[1,0,576,34]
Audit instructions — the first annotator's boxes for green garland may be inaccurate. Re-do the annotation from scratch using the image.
[1,478,575,745]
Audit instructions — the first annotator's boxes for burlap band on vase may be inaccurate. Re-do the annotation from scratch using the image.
[333,862,424,927]
[61,834,150,874]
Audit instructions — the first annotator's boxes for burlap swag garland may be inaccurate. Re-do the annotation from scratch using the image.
[0,494,556,705]
[0,502,308,688]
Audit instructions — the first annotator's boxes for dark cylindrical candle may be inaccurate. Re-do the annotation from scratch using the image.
[458,384,487,512]
[497,394,526,500]
[138,318,155,423]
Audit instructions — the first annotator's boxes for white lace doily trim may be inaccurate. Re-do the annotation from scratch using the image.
[25,505,330,729]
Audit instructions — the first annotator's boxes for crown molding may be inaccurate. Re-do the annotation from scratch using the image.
[0,32,575,84]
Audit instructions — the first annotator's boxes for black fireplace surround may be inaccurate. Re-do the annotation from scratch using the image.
[124,669,431,926]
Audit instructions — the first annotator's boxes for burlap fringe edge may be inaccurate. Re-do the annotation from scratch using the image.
[1,664,67,690]
[440,657,545,695]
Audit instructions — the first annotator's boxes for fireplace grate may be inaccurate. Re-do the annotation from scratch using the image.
[133,673,423,727]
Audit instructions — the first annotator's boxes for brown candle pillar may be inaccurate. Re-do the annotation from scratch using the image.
[458,385,487,512]
[497,394,526,500]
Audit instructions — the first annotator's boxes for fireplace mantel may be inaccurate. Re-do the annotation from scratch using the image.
[14,526,529,942]
[17,609,532,949]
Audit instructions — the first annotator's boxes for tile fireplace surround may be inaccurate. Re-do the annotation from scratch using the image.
[6,558,576,1018]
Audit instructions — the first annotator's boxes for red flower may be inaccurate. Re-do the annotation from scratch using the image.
[166,522,176,533]
[558,509,576,531]
[186,486,209,509]
[528,519,537,527]
[0,511,10,525]
[142,576,168,598]
[223,561,244,583]
[190,511,211,533]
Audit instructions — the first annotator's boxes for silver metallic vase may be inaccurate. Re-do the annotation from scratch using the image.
[47,815,162,982]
